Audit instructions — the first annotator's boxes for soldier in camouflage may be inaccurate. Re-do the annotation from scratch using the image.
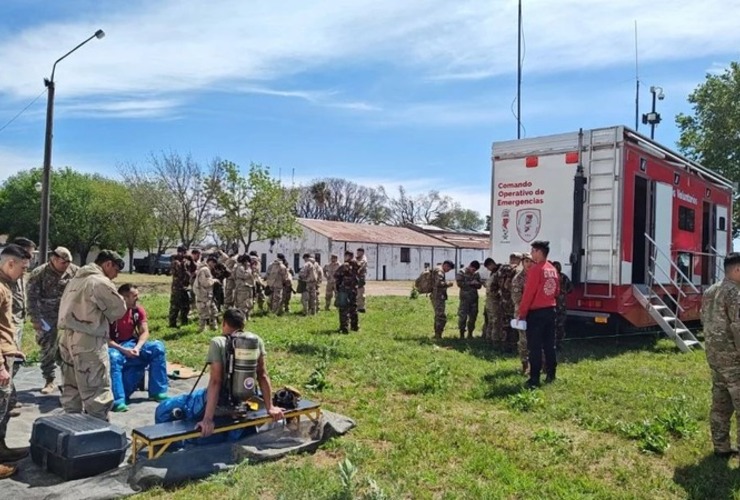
[493,253,522,351]
[552,261,574,349]
[334,251,361,333]
[0,244,33,476]
[27,246,78,394]
[168,246,195,328]
[456,261,483,339]
[234,254,255,319]
[58,250,127,421]
[299,254,319,316]
[356,248,368,313]
[481,258,498,339]
[194,256,219,331]
[323,254,341,311]
[281,257,294,314]
[701,253,740,457]
[218,250,238,309]
[511,253,534,374]
[249,251,267,314]
[266,254,289,315]
[9,238,35,349]
[431,260,455,339]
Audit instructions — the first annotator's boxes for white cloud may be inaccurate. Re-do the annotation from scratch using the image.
[0,0,738,114]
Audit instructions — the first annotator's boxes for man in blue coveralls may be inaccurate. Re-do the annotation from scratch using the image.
[108,284,169,412]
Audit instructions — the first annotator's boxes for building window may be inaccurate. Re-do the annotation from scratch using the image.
[294,253,301,273]
[719,216,727,231]
[678,206,695,232]
[260,253,267,273]
[314,253,321,264]
[400,247,411,263]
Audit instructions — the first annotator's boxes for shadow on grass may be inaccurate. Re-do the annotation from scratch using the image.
[674,453,740,499]
[478,371,526,399]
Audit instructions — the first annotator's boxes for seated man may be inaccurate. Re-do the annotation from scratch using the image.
[108,284,169,412]
[155,308,284,444]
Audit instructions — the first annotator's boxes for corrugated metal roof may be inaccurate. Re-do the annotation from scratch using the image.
[298,219,454,247]
[428,232,490,249]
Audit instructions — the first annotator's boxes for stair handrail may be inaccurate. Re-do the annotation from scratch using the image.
[644,233,700,294]
[647,268,685,314]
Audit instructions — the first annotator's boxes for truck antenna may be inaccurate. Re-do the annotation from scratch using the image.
[634,20,640,131]
[516,0,523,139]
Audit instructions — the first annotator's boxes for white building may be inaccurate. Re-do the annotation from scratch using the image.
[242,218,462,280]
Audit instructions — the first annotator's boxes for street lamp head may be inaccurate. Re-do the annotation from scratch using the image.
[35,182,43,193]
[94,29,105,39]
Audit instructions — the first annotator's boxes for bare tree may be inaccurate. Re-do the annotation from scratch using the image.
[295,178,387,223]
[121,152,223,248]
[384,186,458,226]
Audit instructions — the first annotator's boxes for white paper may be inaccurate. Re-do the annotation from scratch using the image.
[510,319,527,330]
[40,318,51,332]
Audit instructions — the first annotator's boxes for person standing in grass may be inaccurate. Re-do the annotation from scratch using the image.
[323,254,341,311]
[431,260,455,339]
[511,253,534,375]
[552,261,573,350]
[334,251,361,333]
[455,260,483,339]
[701,252,740,457]
[518,241,559,388]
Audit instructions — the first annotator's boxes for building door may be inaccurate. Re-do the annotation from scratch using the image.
[701,202,715,285]
[631,176,649,284]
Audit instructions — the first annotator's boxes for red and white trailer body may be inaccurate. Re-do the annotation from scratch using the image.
[490,126,734,332]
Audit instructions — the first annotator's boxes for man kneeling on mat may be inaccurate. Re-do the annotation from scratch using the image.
[155,308,284,444]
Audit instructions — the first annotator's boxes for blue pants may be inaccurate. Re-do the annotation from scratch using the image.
[154,389,253,446]
[109,339,168,406]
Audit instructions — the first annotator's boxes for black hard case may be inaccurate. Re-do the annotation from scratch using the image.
[30,414,127,480]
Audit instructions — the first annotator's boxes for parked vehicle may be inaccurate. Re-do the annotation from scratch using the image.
[133,254,171,275]
[490,125,733,347]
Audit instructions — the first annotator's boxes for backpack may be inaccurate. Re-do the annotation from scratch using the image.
[414,269,434,294]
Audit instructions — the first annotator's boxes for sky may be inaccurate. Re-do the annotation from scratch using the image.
[1,0,739,218]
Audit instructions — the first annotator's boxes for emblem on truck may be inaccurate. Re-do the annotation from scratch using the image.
[501,209,510,241]
[516,209,541,243]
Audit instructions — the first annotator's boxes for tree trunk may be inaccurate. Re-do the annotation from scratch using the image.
[128,243,135,274]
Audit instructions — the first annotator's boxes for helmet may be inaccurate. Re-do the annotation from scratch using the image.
[273,386,301,409]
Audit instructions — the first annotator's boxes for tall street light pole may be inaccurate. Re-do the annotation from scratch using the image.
[39,29,105,265]
[641,85,664,141]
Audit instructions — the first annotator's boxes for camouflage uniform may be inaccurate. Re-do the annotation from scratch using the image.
[168,255,194,327]
[27,262,79,384]
[702,278,740,454]
[57,263,126,420]
[456,269,483,338]
[511,268,529,364]
[252,260,267,313]
[299,260,318,316]
[0,270,21,442]
[323,261,341,311]
[334,259,360,332]
[282,267,295,313]
[555,273,573,347]
[266,259,289,315]
[234,263,255,319]
[219,253,238,309]
[311,258,322,314]
[431,265,451,338]
[494,264,517,350]
[194,265,218,331]
[356,255,368,312]
[485,271,502,343]
[10,276,26,348]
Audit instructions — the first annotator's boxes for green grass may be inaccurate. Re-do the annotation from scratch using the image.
[20,292,740,499]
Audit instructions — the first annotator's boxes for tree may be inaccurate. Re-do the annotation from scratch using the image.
[383,186,457,226]
[214,161,301,252]
[295,178,387,223]
[431,208,485,231]
[121,152,223,248]
[0,168,126,264]
[677,62,740,233]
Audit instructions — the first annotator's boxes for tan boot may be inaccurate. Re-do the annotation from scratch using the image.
[0,440,29,463]
[40,380,55,395]
[521,361,529,375]
[0,463,17,479]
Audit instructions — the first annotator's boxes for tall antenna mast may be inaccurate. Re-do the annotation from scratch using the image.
[517,0,523,139]
[634,20,640,131]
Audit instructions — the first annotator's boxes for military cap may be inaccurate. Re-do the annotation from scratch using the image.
[191,248,201,254]
[510,252,523,260]
[177,245,187,253]
[96,249,125,270]
[51,246,73,262]
[521,252,533,261]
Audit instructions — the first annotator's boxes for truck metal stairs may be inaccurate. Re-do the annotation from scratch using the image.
[583,127,621,298]
[632,233,703,352]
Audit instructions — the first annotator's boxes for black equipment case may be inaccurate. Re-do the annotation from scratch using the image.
[30,414,127,480]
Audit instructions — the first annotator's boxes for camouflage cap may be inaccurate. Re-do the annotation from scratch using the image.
[510,252,523,260]
[521,252,533,261]
[96,249,125,270]
[51,246,73,262]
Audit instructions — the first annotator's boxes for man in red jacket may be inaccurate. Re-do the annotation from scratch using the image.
[518,241,560,388]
